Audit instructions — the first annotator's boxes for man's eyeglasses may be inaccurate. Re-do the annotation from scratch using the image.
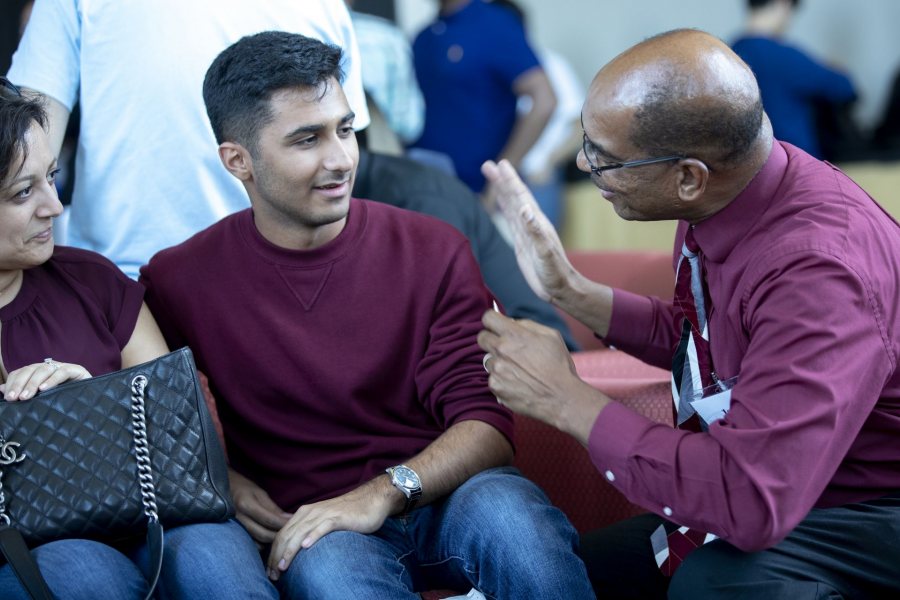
[0,77,23,97]
[582,133,682,176]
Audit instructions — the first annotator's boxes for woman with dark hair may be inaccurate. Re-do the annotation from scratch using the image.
[0,78,276,600]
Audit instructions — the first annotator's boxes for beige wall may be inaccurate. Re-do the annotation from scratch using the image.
[560,182,676,251]
[838,161,900,218]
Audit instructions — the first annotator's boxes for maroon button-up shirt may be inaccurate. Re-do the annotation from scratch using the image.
[590,141,900,551]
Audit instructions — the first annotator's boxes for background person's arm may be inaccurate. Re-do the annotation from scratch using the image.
[28,92,71,158]
[10,0,80,157]
[498,67,557,170]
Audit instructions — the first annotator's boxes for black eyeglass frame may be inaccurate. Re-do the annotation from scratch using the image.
[582,132,683,176]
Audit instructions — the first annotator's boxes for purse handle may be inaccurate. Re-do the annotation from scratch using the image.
[0,374,165,600]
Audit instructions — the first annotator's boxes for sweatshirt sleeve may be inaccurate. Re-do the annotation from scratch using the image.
[415,240,515,448]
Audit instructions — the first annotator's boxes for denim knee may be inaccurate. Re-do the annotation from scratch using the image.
[279,529,418,600]
[450,466,580,545]
[145,520,278,600]
[0,538,147,600]
[438,467,593,598]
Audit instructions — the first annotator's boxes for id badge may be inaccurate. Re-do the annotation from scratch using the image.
[688,375,738,430]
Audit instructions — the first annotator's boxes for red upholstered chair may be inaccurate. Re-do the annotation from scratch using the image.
[512,350,672,533]
[507,249,675,532]
[563,250,674,351]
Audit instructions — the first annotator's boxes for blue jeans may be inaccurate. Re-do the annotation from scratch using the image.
[278,466,594,599]
[0,520,277,599]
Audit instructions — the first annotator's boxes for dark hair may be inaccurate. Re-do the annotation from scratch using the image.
[202,31,345,154]
[0,77,47,186]
[630,74,764,166]
[748,0,799,8]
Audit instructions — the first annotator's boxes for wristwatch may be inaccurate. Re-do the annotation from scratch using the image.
[385,464,422,514]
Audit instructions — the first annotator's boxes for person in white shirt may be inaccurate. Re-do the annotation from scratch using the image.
[7,0,369,278]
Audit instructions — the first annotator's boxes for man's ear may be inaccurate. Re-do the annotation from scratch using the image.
[675,158,709,203]
[218,142,253,182]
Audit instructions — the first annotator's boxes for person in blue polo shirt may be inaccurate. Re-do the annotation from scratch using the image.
[412,0,556,194]
[732,0,856,158]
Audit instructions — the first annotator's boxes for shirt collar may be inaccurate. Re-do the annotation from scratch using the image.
[691,141,788,263]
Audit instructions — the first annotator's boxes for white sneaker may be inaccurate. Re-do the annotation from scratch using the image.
[441,590,487,600]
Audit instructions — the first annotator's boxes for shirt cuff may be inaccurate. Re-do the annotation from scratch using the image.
[587,401,658,491]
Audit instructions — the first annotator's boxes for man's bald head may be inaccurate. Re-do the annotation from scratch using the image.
[588,29,767,167]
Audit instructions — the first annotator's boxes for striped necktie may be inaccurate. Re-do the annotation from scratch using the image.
[653,226,719,574]
[670,226,715,429]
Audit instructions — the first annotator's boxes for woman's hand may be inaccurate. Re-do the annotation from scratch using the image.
[0,360,91,401]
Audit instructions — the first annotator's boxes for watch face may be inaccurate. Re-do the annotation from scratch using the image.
[393,466,420,489]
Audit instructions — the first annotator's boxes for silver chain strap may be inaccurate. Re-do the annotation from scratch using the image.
[130,375,160,523]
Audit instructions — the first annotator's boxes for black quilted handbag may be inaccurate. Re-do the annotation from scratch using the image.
[0,347,234,599]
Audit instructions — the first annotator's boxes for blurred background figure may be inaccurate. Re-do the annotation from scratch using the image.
[517,47,583,231]
[732,0,857,159]
[468,0,581,231]
[871,66,900,156]
[495,0,584,231]
[411,0,556,196]
[346,0,425,152]
[6,0,369,279]
[18,0,32,36]
[343,0,578,347]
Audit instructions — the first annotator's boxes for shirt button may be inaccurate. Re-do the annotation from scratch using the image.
[604,470,615,482]
[663,506,673,517]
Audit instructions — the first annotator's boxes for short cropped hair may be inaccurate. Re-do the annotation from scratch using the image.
[0,78,47,186]
[630,74,764,167]
[202,31,345,154]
